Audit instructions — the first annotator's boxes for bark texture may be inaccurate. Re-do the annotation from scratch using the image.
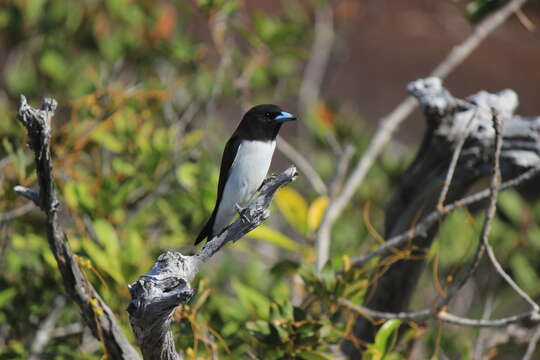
[16,96,141,359]
[127,167,297,360]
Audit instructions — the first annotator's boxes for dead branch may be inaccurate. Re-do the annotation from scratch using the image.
[127,167,297,360]
[341,77,540,357]
[350,166,540,269]
[15,96,141,359]
[315,0,530,271]
[338,108,540,345]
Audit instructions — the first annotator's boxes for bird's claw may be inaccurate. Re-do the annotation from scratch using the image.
[236,203,251,224]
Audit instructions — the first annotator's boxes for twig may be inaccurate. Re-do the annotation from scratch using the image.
[473,297,496,359]
[483,111,540,312]
[15,96,140,360]
[298,1,335,113]
[51,323,84,338]
[277,136,327,195]
[340,299,540,328]
[128,167,297,360]
[329,144,354,197]
[314,0,529,271]
[431,0,530,79]
[436,109,478,209]
[29,296,66,360]
[0,224,10,269]
[0,202,35,223]
[13,186,40,207]
[436,310,539,327]
[433,110,505,311]
[523,325,540,360]
[350,166,540,268]
[340,299,434,322]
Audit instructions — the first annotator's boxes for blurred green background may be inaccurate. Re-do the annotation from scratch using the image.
[1,0,540,358]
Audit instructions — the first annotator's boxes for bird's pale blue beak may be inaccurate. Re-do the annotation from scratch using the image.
[274,111,297,123]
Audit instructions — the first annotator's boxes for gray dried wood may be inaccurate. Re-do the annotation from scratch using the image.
[342,77,540,357]
[127,167,297,360]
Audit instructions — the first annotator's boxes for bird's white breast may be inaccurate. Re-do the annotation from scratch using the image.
[213,140,276,234]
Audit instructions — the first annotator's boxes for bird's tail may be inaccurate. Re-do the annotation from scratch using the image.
[195,212,215,245]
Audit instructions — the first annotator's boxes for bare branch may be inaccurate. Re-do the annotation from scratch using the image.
[342,77,540,356]
[127,167,297,360]
[436,109,477,209]
[29,297,66,360]
[277,136,327,195]
[298,1,334,113]
[430,0,530,79]
[14,185,40,207]
[523,325,540,360]
[315,0,530,271]
[483,111,540,312]
[341,300,540,328]
[0,201,34,223]
[329,144,354,197]
[351,158,540,269]
[437,311,539,328]
[15,96,141,360]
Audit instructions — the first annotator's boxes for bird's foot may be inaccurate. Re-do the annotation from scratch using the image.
[235,203,251,224]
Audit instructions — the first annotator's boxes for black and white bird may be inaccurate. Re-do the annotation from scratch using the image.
[195,104,296,244]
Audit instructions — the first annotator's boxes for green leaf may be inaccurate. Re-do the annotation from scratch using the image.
[232,279,269,318]
[24,0,46,26]
[0,288,16,308]
[82,220,125,284]
[466,0,501,23]
[176,162,198,190]
[40,51,69,83]
[246,320,271,336]
[248,225,300,251]
[369,319,401,359]
[498,190,523,224]
[510,253,539,293]
[91,128,125,153]
[63,182,96,211]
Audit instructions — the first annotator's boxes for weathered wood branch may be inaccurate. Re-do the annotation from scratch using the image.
[314,0,530,272]
[127,167,298,360]
[15,96,141,359]
[341,77,540,357]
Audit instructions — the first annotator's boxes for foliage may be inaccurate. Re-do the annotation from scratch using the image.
[1,1,539,359]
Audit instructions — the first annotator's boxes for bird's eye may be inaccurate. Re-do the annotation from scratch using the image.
[265,112,271,118]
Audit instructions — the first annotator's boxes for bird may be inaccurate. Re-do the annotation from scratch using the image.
[195,104,296,244]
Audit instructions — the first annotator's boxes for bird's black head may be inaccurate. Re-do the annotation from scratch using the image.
[236,104,296,141]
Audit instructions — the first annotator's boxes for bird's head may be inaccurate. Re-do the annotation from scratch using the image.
[239,104,296,140]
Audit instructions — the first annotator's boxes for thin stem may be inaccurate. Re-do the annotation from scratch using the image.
[482,111,540,312]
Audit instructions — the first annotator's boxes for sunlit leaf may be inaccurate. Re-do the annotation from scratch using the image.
[275,187,308,234]
[248,225,300,251]
[307,196,329,232]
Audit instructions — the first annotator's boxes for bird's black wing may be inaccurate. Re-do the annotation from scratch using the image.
[195,135,241,244]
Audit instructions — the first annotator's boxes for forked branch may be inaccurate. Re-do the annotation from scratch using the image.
[127,167,297,359]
